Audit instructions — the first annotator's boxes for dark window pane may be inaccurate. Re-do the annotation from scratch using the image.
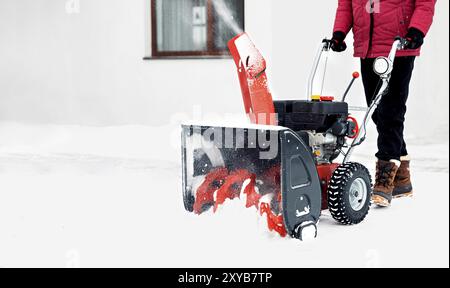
[156,0,208,52]
[212,0,245,50]
[152,0,245,57]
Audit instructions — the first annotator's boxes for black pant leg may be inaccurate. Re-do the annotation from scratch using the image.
[401,139,409,158]
[360,57,415,161]
[361,58,380,109]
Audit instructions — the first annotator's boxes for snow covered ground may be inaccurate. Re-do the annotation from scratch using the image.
[0,122,448,268]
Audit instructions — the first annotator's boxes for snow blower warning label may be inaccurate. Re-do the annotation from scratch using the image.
[178,272,273,286]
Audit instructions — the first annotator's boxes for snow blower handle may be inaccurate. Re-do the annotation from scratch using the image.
[322,38,335,48]
[395,36,410,52]
[307,39,333,100]
[343,38,406,163]
[389,37,408,61]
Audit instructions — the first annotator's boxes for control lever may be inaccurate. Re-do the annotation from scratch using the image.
[341,72,360,102]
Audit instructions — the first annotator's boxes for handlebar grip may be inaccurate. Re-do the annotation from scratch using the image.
[395,36,410,50]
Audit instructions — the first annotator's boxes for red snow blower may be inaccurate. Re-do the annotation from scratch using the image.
[182,33,409,240]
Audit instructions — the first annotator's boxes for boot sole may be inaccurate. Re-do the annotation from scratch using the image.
[371,194,391,207]
[393,191,413,199]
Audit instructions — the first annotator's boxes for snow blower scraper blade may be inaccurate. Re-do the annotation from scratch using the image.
[181,124,322,239]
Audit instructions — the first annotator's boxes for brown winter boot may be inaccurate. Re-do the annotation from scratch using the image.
[371,160,400,207]
[393,156,413,198]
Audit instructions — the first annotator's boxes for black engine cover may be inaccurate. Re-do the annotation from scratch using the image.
[274,100,349,132]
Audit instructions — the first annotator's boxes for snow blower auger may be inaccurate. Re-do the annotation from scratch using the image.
[182,33,409,241]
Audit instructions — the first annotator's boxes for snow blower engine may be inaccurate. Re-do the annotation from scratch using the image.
[182,33,409,240]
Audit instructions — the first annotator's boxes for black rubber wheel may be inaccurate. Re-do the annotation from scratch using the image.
[328,162,372,225]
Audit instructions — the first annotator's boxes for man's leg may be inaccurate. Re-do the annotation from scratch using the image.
[401,139,409,158]
[360,56,415,206]
[375,56,415,161]
[361,58,380,110]
[390,59,415,198]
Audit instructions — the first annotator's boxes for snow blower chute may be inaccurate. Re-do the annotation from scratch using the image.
[182,33,409,240]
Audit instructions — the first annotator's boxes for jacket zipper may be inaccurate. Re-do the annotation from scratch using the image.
[368,0,375,58]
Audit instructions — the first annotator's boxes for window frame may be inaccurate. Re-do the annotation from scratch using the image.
[150,0,245,59]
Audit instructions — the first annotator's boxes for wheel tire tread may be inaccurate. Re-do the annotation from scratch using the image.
[327,162,372,225]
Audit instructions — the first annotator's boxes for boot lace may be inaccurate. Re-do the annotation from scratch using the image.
[376,165,394,188]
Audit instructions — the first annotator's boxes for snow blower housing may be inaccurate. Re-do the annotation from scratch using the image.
[182,33,408,240]
[182,124,322,239]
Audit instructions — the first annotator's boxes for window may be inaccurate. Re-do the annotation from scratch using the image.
[151,0,245,58]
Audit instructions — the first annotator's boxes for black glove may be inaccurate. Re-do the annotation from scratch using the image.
[331,31,347,52]
[405,27,425,50]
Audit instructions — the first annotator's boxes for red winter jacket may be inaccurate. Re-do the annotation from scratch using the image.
[333,0,436,58]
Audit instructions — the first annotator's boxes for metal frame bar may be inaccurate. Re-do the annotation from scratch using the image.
[343,39,403,163]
